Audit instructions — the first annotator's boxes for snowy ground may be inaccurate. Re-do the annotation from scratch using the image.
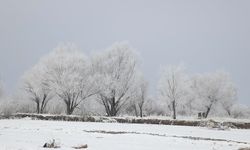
[0,119,250,150]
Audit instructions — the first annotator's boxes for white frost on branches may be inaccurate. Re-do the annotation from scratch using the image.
[39,44,98,115]
[192,71,237,118]
[92,42,139,116]
[158,64,190,119]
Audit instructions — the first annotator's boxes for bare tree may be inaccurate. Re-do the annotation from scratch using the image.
[158,65,189,119]
[92,42,139,116]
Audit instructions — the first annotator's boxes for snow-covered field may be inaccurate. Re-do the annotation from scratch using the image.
[0,119,249,150]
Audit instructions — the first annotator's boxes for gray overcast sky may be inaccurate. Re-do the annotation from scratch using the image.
[0,0,249,105]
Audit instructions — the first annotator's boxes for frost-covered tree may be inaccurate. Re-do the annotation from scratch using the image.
[158,65,190,119]
[129,73,148,117]
[42,44,98,115]
[230,104,249,118]
[192,71,237,118]
[0,81,18,116]
[92,42,139,116]
[221,97,237,116]
[143,97,166,116]
[22,64,52,114]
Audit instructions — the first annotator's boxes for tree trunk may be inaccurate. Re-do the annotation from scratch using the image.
[66,102,74,115]
[102,96,119,117]
[133,104,138,117]
[138,104,143,118]
[109,97,117,116]
[205,103,213,118]
[226,109,231,116]
[66,106,74,115]
[40,94,47,114]
[36,102,40,114]
[172,100,176,119]
[139,106,143,118]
